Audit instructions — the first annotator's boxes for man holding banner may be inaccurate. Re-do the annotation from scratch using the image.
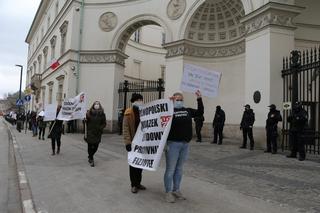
[123,93,147,193]
[164,90,203,203]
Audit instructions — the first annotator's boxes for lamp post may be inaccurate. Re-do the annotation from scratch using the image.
[15,65,23,113]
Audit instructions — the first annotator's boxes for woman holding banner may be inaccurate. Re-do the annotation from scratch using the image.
[48,106,63,155]
[84,101,106,167]
[123,93,147,194]
[164,90,203,203]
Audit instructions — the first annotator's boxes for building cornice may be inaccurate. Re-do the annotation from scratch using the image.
[163,39,245,58]
[241,2,304,36]
[79,50,129,66]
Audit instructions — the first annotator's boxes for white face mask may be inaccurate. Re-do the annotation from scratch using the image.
[133,101,143,108]
[94,104,100,110]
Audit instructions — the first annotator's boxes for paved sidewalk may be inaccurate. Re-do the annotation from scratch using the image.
[6,123,320,213]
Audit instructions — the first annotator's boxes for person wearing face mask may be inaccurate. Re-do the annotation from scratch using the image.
[164,90,203,203]
[123,93,146,193]
[265,104,282,154]
[240,104,255,150]
[85,101,106,167]
[287,102,308,161]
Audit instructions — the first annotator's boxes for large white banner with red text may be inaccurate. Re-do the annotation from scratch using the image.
[128,99,173,171]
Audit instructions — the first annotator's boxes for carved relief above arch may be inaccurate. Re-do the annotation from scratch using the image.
[111,14,173,52]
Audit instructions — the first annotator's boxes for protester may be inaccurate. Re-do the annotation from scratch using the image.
[67,120,75,133]
[265,104,282,154]
[240,104,255,150]
[194,114,204,142]
[16,111,25,132]
[123,93,146,193]
[48,106,63,155]
[37,111,46,140]
[164,90,203,203]
[287,102,308,161]
[212,105,225,144]
[84,101,106,167]
[31,111,38,137]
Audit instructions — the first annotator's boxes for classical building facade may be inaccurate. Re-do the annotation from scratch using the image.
[25,0,320,142]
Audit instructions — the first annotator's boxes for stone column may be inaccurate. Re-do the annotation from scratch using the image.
[79,50,128,132]
[241,2,303,127]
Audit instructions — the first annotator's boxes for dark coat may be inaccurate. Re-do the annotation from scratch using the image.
[49,120,63,139]
[266,110,282,131]
[37,116,47,128]
[86,110,106,144]
[240,109,255,129]
[288,108,308,132]
[213,109,225,128]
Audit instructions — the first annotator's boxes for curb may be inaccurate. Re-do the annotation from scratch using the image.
[4,120,37,213]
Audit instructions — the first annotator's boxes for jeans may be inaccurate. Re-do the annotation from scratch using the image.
[32,124,38,136]
[39,127,45,139]
[164,141,189,193]
[51,137,61,152]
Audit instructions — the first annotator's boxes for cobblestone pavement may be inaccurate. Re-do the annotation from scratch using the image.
[97,135,320,213]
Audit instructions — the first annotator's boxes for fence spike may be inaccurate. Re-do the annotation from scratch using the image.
[306,50,309,64]
[302,50,305,65]
[314,47,317,62]
[285,57,288,69]
[310,48,314,63]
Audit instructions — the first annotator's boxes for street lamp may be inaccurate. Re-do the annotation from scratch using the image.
[15,64,23,113]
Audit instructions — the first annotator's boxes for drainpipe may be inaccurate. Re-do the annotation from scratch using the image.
[76,0,84,95]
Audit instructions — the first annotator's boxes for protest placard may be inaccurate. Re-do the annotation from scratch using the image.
[57,92,86,121]
[43,104,57,121]
[180,63,221,98]
[128,99,173,171]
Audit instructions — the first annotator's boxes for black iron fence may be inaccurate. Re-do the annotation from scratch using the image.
[118,78,165,110]
[282,47,320,154]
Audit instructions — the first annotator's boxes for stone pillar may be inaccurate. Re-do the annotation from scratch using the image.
[241,2,303,146]
[241,2,303,127]
[79,50,127,132]
[163,40,186,97]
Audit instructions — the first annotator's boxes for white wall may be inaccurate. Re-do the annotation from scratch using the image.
[183,55,245,125]
[124,40,166,80]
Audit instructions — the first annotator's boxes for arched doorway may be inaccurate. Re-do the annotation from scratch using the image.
[111,15,171,122]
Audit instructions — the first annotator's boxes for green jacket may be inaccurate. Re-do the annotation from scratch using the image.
[86,110,106,144]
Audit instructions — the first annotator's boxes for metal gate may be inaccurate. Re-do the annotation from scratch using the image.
[282,47,320,154]
[118,78,165,110]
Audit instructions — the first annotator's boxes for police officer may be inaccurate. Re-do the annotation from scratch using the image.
[287,102,308,161]
[265,104,282,154]
[212,105,225,144]
[240,104,255,150]
[194,114,204,142]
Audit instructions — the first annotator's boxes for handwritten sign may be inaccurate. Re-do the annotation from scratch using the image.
[180,64,221,98]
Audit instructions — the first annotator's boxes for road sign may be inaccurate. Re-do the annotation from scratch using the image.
[16,99,24,106]
[24,95,31,102]
[283,102,292,110]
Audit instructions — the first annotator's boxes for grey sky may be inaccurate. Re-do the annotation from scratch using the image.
[0,0,41,99]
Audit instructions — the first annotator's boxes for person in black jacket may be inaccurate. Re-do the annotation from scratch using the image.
[287,102,308,161]
[240,104,255,150]
[164,90,203,203]
[194,114,204,142]
[265,104,282,154]
[48,106,63,155]
[84,101,106,167]
[212,105,225,145]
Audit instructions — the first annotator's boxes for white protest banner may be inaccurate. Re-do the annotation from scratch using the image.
[180,63,221,98]
[43,104,57,121]
[57,92,86,121]
[128,99,174,171]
